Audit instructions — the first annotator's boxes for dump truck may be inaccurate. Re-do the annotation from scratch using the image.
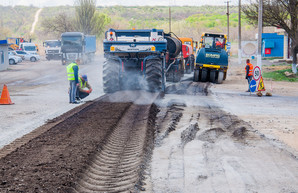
[61,32,96,65]
[179,37,198,74]
[193,33,228,83]
[43,40,62,60]
[103,28,183,93]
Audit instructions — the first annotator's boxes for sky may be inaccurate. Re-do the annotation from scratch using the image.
[0,0,243,7]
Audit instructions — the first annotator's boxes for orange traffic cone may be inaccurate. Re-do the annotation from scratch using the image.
[0,84,14,105]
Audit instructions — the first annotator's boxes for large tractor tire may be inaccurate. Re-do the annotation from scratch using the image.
[201,69,208,82]
[185,57,191,74]
[190,54,195,72]
[146,59,162,92]
[210,70,216,83]
[193,69,199,82]
[103,59,120,93]
[217,71,224,84]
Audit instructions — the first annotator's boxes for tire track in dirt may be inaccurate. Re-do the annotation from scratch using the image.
[74,92,159,192]
[146,81,298,192]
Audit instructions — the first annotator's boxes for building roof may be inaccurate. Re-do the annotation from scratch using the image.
[0,40,8,45]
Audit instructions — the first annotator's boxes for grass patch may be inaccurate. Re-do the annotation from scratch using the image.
[263,68,298,82]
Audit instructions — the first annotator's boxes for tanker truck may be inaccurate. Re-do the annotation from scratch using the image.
[103,28,183,93]
[193,33,228,83]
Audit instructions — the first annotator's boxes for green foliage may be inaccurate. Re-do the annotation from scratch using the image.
[91,12,111,37]
[263,68,298,82]
[75,0,97,34]
[0,6,38,38]
[0,5,256,42]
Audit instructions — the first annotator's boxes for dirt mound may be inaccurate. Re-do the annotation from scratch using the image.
[232,126,247,139]
[197,127,225,143]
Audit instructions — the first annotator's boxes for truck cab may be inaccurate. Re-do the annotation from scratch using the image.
[43,40,62,60]
[61,32,96,65]
[19,43,37,54]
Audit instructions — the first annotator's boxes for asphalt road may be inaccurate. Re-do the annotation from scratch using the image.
[0,56,104,148]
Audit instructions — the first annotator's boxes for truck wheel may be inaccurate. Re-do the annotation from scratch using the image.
[9,59,16,65]
[173,70,180,82]
[30,57,36,62]
[146,59,162,92]
[166,70,174,82]
[103,59,120,93]
[223,71,227,80]
[201,69,208,82]
[190,54,195,72]
[210,70,216,83]
[193,69,199,82]
[185,62,191,74]
[217,71,224,84]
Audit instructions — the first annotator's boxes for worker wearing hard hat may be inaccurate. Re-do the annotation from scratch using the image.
[76,74,92,101]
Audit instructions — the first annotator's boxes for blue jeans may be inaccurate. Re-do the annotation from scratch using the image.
[247,76,252,91]
[69,80,77,103]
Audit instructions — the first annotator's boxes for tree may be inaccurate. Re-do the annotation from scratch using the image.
[75,0,96,35]
[75,0,111,36]
[243,0,298,73]
[91,12,111,37]
[41,12,75,37]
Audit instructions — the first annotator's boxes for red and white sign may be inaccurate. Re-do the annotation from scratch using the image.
[265,48,271,55]
[253,66,261,81]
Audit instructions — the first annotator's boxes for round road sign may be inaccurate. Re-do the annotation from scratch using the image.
[253,66,261,81]
[249,79,257,92]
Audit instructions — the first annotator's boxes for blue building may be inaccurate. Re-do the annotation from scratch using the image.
[0,40,9,71]
[262,33,284,58]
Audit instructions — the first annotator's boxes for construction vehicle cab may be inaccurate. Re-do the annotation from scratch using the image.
[194,33,228,84]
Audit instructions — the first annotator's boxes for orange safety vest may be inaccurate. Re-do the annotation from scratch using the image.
[245,63,253,76]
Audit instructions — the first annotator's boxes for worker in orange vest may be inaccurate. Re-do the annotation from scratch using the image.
[215,38,222,48]
[245,59,254,92]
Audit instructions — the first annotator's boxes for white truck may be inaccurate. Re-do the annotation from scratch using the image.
[43,40,62,60]
[19,43,37,54]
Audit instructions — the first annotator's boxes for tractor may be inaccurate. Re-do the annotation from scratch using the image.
[103,28,184,93]
[193,33,228,83]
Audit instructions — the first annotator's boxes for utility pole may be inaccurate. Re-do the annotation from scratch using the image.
[169,6,172,32]
[238,0,242,65]
[257,0,263,69]
[226,1,230,42]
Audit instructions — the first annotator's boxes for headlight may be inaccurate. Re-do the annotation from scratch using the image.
[110,46,115,51]
[151,46,156,51]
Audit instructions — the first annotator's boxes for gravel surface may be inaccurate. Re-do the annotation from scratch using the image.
[0,56,298,192]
